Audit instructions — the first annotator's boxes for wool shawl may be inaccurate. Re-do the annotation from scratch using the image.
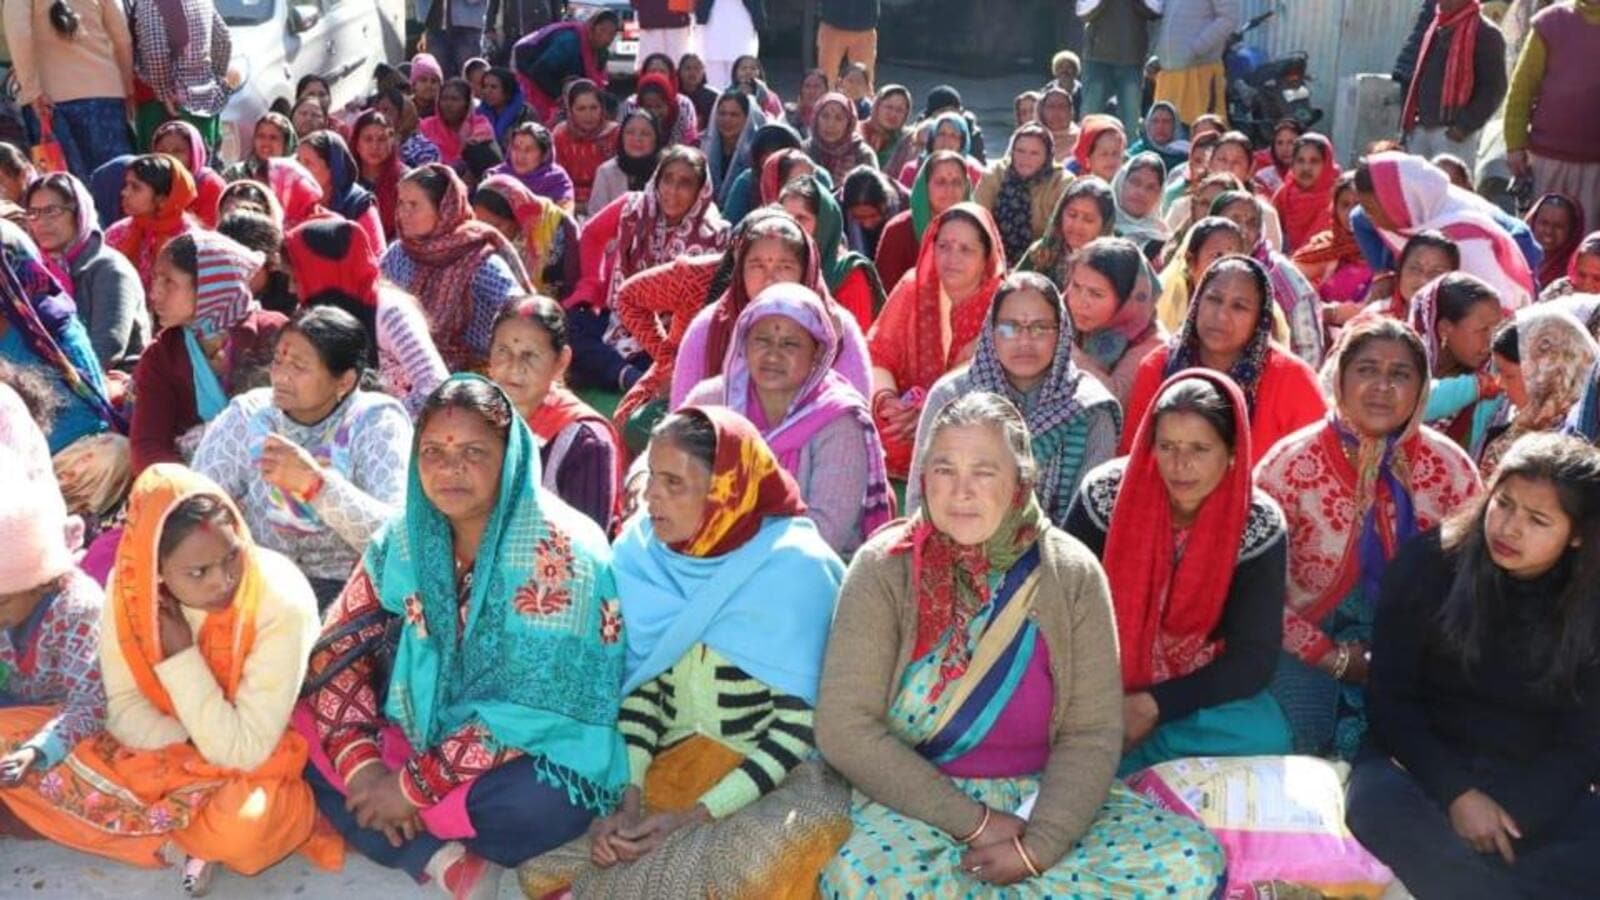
[719,283,894,542]
[614,406,841,703]
[868,203,1007,393]
[1102,369,1255,691]
[861,85,915,174]
[394,165,532,367]
[1256,316,1481,664]
[599,163,729,319]
[1401,0,1483,130]
[1366,151,1534,309]
[370,375,626,814]
[486,158,577,208]
[0,236,120,431]
[993,125,1060,264]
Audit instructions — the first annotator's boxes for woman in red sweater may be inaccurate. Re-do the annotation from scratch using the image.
[1120,255,1326,466]
[553,79,619,216]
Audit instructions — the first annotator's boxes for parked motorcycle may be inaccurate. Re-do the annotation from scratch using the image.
[1223,7,1323,145]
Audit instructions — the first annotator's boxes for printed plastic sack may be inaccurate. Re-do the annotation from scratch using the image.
[30,111,68,174]
[1127,755,1393,900]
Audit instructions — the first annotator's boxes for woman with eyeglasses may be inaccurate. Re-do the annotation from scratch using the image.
[906,271,1121,527]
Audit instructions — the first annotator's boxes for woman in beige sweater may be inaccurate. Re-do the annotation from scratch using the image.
[2,0,134,178]
[815,391,1225,896]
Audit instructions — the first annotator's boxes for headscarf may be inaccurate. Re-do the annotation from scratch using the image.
[1071,114,1125,175]
[804,92,873,184]
[860,85,914,171]
[263,157,329,228]
[372,374,627,814]
[30,172,100,289]
[485,76,529,148]
[1166,255,1278,411]
[473,174,576,295]
[283,217,380,309]
[351,109,406,236]
[111,155,197,266]
[635,73,693,147]
[1364,151,1534,309]
[614,405,840,705]
[1133,101,1188,169]
[901,203,1008,392]
[487,130,575,206]
[1292,182,1364,269]
[719,283,894,541]
[1035,86,1079,161]
[701,207,828,374]
[1075,238,1162,372]
[0,233,120,431]
[1406,272,1496,374]
[112,466,264,713]
[1103,368,1255,690]
[1569,231,1600,290]
[758,146,811,207]
[701,90,766,207]
[1400,0,1484,130]
[966,276,1114,519]
[305,131,377,223]
[994,124,1058,263]
[806,173,885,308]
[1111,152,1172,246]
[1524,193,1587,290]
[89,155,135,230]
[409,52,443,86]
[909,150,975,242]
[395,164,532,368]
[1481,306,1599,474]
[893,446,1045,700]
[1271,133,1340,251]
[187,231,265,342]
[596,157,729,315]
[920,111,972,161]
[223,112,297,183]
[153,119,224,227]
[615,110,664,191]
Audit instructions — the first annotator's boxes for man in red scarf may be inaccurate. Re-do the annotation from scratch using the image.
[1401,0,1506,171]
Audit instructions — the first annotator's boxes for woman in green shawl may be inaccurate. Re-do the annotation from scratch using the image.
[778,174,886,330]
[300,374,628,898]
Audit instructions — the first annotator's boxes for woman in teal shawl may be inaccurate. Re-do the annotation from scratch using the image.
[301,374,627,897]
[519,406,852,897]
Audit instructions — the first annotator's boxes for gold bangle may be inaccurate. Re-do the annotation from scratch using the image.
[1012,835,1042,878]
[955,804,991,844]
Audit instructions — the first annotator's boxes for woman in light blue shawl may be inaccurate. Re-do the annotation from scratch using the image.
[521,405,851,896]
[701,90,767,209]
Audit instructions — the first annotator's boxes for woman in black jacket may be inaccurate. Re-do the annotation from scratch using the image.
[1346,432,1600,899]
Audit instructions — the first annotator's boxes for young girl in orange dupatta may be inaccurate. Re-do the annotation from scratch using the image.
[105,154,199,295]
[0,465,337,892]
[868,202,1007,475]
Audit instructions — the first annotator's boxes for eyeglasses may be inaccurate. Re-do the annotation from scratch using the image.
[23,204,73,221]
[994,320,1059,342]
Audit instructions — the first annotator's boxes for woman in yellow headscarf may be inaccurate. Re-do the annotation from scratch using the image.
[0,465,337,893]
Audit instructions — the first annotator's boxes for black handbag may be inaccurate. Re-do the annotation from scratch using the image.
[298,608,402,706]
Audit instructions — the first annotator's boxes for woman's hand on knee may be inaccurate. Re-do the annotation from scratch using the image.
[588,787,644,867]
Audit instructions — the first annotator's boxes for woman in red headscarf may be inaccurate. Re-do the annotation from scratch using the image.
[1272,133,1341,253]
[1067,115,1126,182]
[867,202,1008,475]
[626,72,700,147]
[1066,368,1293,773]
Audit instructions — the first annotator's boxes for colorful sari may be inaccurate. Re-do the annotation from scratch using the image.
[0,465,339,873]
[1257,316,1482,758]
[821,498,1226,897]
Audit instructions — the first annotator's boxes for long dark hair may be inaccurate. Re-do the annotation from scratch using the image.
[1439,434,1600,696]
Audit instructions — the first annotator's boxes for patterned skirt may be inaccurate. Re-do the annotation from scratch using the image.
[819,778,1225,899]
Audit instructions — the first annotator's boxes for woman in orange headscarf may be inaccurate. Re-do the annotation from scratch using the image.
[0,465,337,892]
[104,154,199,294]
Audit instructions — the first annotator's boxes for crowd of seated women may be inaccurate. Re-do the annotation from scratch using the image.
[1,42,1600,900]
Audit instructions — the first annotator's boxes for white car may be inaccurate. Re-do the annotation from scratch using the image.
[216,0,407,164]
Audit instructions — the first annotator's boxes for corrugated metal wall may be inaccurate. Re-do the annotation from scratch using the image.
[1233,0,1422,135]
